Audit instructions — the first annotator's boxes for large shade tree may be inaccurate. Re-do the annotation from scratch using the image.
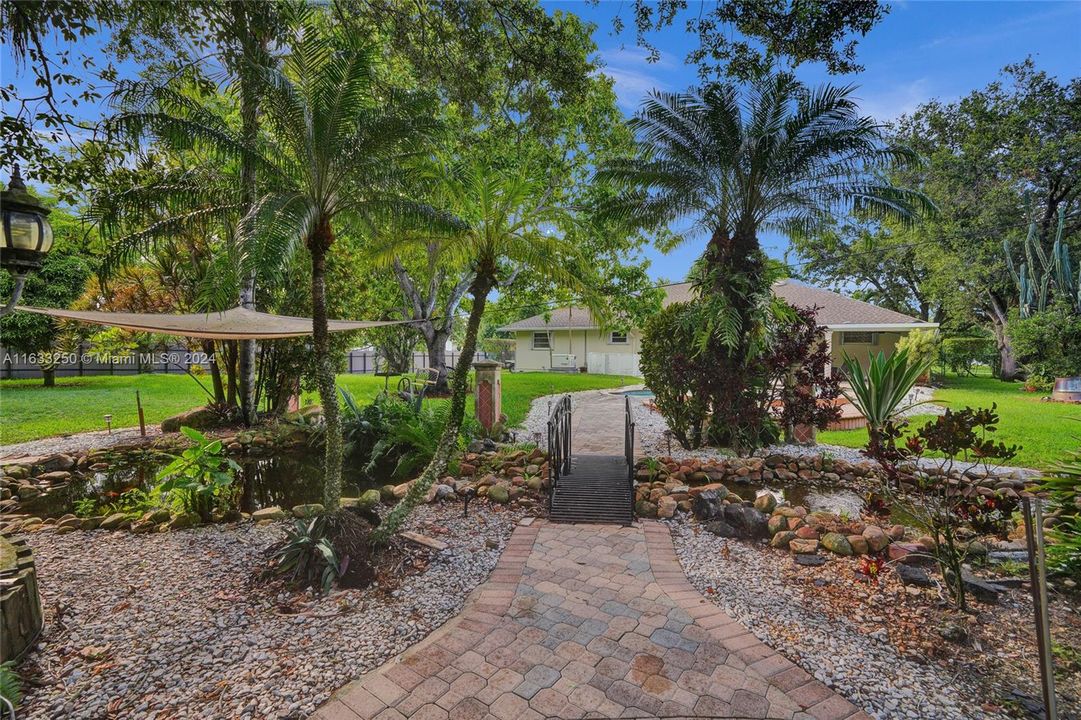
[599,74,931,446]
[373,157,595,542]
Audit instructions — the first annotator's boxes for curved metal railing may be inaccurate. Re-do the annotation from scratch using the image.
[547,394,572,511]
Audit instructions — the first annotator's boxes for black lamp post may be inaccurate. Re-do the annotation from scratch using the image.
[2,164,54,316]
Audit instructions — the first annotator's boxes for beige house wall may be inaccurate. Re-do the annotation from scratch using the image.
[512,329,642,372]
[828,330,905,369]
[513,328,912,374]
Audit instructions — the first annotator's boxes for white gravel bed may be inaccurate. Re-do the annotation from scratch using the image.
[666,518,1007,720]
[16,504,524,720]
[1,426,162,460]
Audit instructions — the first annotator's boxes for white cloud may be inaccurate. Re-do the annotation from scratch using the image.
[852,78,936,123]
[595,46,679,114]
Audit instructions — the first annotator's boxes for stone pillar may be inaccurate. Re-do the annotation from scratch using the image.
[473,360,502,433]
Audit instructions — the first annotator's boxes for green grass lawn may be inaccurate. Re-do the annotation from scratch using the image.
[818,372,1081,470]
[0,371,632,445]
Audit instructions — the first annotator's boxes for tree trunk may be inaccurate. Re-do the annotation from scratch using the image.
[427,327,451,391]
[204,340,226,404]
[310,221,343,512]
[987,291,1019,380]
[231,0,268,427]
[373,272,494,544]
[225,341,238,407]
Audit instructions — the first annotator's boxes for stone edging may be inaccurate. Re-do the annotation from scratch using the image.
[640,520,872,720]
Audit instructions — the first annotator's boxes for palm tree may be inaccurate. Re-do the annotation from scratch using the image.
[99,13,440,511]
[598,73,932,444]
[373,158,595,542]
[238,17,440,512]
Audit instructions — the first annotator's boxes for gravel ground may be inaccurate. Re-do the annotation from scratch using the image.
[1,426,162,460]
[15,503,526,720]
[666,518,1008,720]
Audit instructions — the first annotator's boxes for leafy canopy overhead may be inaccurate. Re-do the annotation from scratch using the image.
[606,0,889,80]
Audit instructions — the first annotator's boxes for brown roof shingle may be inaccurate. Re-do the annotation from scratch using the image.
[498,280,931,331]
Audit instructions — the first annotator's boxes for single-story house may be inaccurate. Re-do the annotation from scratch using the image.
[498,280,938,375]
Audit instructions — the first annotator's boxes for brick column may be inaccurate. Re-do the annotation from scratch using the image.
[473,360,502,432]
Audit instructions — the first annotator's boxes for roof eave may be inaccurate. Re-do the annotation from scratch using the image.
[824,322,940,331]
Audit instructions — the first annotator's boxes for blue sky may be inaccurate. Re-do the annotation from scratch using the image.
[548,0,1081,282]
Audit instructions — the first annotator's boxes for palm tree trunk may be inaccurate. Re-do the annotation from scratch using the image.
[373,273,493,544]
[310,222,343,512]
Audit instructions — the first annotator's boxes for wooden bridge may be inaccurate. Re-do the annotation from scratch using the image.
[546,394,635,524]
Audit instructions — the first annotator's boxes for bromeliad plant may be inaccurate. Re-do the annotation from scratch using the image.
[155,426,241,522]
[273,515,344,594]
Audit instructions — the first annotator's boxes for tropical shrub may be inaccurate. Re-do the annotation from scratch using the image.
[895,328,940,376]
[873,406,1019,610]
[639,302,713,449]
[272,516,343,594]
[941,336,997,376]
[762,304,842,443]
[1007,301,1081,382]
[340,390,467,481]
[154,426,240,522]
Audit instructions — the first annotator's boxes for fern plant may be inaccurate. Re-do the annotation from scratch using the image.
[0,661,20,712]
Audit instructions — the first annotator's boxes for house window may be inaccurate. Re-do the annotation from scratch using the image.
[842,331,875,345]
[609,331,629,344]
[532,332,552,350]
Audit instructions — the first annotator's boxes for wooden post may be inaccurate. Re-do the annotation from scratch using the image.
[136,390,146,436]
[1022,497,1058,720]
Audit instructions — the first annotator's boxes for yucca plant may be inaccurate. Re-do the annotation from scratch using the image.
[841,348,932,456]
[273,515,344,594]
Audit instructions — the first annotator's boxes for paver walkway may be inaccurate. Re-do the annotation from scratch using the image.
[313,521,869,720]
[569,390,638,455]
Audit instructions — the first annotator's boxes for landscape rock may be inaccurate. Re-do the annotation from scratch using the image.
[657,496,677,519]
[168,512,200,530]
[789,538,819,554]
[770,530,797,549]
[722,504,769,539]
[753,493,777,514]
[251,506,286,521]
[894,564,933,587]
[820,532,853,556]
[291,504,325,518]
[99,513,130,530]
[862,525,890,552]
[487,485,510,504]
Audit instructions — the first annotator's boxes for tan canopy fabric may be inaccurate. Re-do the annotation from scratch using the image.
[15,305,409,340]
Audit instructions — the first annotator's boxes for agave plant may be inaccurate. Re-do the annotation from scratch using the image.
[841,348,932,449]
[273,515,344,594]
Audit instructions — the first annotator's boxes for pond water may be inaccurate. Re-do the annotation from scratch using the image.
[720,477,866,517]
[622,389,656,398]
[37,453,383,518]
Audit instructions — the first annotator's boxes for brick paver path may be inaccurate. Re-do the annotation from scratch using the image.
[313,521,869,720]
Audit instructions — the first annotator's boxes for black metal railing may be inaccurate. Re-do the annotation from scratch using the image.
[547,394,572,511]
[624,395,636,524]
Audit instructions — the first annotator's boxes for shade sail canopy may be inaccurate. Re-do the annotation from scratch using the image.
[15,305,409,340]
